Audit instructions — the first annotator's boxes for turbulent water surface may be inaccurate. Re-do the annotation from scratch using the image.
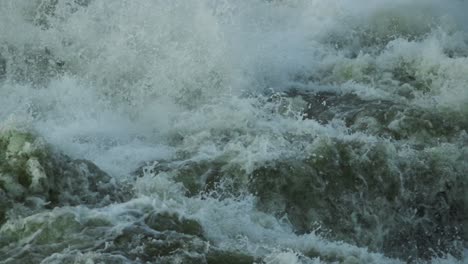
[0,0,467,263]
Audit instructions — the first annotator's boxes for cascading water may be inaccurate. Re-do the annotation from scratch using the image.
[0,0,467,263]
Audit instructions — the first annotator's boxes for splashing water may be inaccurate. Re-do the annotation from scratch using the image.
[0,0,467,263]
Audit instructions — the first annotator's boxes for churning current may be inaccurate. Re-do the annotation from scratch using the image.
[0,0,467,263]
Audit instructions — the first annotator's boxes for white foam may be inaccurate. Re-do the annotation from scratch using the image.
[1,0,467,262]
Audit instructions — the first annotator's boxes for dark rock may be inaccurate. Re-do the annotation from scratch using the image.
[145,211,204,238]
[110,224,208,263]
[206,250,255,264]
[286,90,467,143]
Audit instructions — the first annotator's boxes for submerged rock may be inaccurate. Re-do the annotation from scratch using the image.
[289,90,468,143]
[250,91,467,261]
[132,90,467,262]
[111,224,208,263]
[136,145,466,261]
[0,209,113,264]
[109,213,257,264]
[134,160,238,197]
[0,202,259,264]
[0,129,130,224]
[251,139,467,260]
[206,250,256,264]
[145,211,204,238]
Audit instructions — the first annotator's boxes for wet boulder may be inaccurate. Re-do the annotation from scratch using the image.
[0,129,129,224]
[145,211,204,238]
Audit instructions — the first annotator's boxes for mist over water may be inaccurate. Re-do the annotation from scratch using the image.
[0,0,467,263]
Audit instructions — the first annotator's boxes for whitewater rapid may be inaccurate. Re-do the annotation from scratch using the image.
[0,0,467,263]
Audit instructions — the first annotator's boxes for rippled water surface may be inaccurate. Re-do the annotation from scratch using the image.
[0,0,467,263]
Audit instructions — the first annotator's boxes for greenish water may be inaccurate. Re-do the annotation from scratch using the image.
[0,0,467,263]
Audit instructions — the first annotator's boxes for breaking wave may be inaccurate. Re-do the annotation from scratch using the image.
[0,0,467,263]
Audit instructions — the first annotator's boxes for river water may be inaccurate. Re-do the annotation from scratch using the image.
[0,0,467,263]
